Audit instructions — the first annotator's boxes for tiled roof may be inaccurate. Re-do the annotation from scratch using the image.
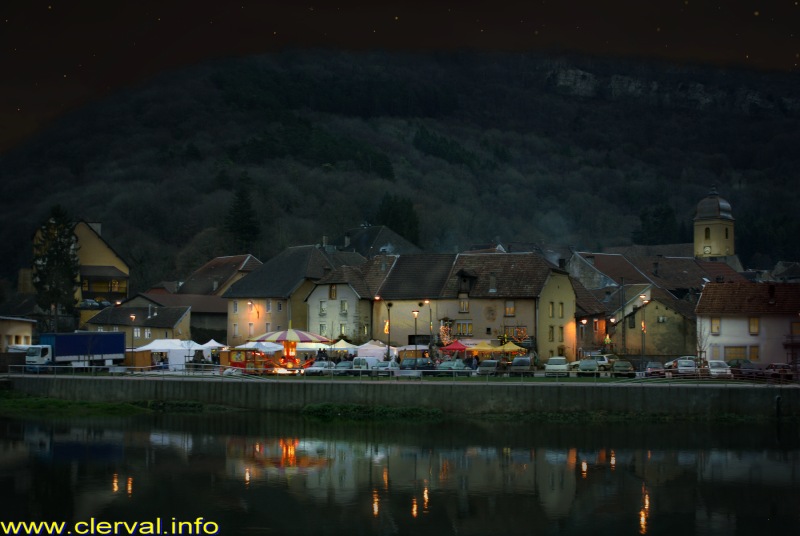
[696,282,800,315]
[178,254,261,295]
[140,293,227,314]
[441,252,560,299]
[602,243,694,257]
[332,225,422,257]
[86,305,190,328]
[571,278,607,316]
[628,256,746,293]
[223,246,352,299]
[377,254,457,300]
[578,252,650,285]
[315,256,396,299]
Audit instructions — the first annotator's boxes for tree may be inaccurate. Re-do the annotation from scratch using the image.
[632,204,680,245]
[373,193,420,245]
[32,205,80,321]
[224,181,260,253]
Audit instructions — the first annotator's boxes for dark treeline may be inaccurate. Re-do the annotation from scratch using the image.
[0,49,797,295]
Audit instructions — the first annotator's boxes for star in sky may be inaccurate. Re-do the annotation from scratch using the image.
[1,1,797,152]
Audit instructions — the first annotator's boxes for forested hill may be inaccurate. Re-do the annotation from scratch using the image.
[0,49,797,294]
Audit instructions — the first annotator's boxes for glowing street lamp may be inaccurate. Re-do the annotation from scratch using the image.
[412,309,419,357]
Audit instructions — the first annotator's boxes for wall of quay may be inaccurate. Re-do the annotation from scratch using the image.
[10,376,799,418]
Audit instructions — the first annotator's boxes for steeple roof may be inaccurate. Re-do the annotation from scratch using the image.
[694,186,734,221]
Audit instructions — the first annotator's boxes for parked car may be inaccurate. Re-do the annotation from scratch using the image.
[611,360,636,378]
[477,359,502,376]
[436,359,472,377]
[591,354,616,371]
[707,360,732,379]
[576,358,599,377]
[304,361,336,376]
[644,361,665,378]
[352,356,382,375]
[400,357,436,370]
[333,361,354,376]
[765,363,795,383]
[508,357,535,376]
[544,356,569,377]
[729,360,760,379]
[372,360,400,377]
[674,358,698,377]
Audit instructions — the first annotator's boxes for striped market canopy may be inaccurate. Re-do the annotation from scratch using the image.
[249,329,331,344]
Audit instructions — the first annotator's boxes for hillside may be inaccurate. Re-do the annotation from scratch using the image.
[1,49,797,294]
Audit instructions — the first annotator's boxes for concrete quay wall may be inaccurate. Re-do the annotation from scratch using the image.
[10,376,800,418]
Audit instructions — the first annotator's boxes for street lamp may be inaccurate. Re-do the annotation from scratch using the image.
[376,296,393,360]
[129,314,136,351]
[639,294,649,371]
[423,300,433,354]
[412,309,419,357]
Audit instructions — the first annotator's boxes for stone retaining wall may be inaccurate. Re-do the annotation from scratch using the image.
[10,376,799,418]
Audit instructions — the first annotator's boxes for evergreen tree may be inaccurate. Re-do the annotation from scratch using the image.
[32,205,80,318]
[374,193,420,245]
[224,181,260,252]
[632,204,680,245]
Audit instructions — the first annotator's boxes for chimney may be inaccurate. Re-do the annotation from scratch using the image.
[322,235,328,247]
[344,232,351,248]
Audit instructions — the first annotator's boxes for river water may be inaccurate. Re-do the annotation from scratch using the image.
[2,412,799,536]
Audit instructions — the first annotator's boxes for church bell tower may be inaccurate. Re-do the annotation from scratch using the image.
[694,186,735,259]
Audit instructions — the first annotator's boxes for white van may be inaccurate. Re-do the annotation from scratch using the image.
[352,357,382,374]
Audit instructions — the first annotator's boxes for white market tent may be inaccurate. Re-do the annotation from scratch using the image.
[357,340,396,359]
[234,341,283,354]
[332,339,358,351]
[134,339,209,369]
[202,339,227,349]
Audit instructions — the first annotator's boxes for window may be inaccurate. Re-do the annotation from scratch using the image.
[549,302,554,318]
[277,302,283,312]
[340,301,348,314]
[265,323,271,333]
[748,317,759,335]
[558,302,564,318]
[232,301,238,314]
[144,328,151,338]
[459,299,470,313]
[748,346,759,361]
[97,326,104,332]
[232,324,239,338]
[558,326,564,342]
[489,274,497,293]
[503,326,515,340]
[705,227,710,239]
[266,299,272,312]
[112,326,118,332]
[319,324,327,336]
[724,346,745,361]
[710,317,721,335]
[725,228,729,239]
[592,319,599,332]
[248,323,254,337]
[455,320,473,336]
[329,285,337,299]
[504,301,515,317]
[133,327,141,338]
[111,280,120,292]
[248,301,254,313]
[82,280,89,291]
[319,301,327,315]
[548,325,554,342]
[340,323,347,336]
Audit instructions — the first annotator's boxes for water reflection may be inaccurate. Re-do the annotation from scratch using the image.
[1,414,799,535]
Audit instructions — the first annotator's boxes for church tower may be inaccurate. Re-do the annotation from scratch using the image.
[694,186,735,259]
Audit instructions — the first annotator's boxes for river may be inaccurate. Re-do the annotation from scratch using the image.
[1,412,799,535]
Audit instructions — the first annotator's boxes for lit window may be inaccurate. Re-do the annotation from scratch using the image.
[548,326,554,342]
[97,326,104,332]
[455,321,473,336]
[592,319,599,332]
[549,302,554,318]
[340,301,348,314]
[319,324,327,336]
[748,346,759,361]
[329,285,337,299]
[133,327,141,338]
[504,301,515,317]
[111,280,119,292]
[144,328,151,338]
[748,317,759,335]
[340,324,347,336]
[558,302,564,318]
[710,317,721,335]
[459,299,470,313]
[558,326,564,342]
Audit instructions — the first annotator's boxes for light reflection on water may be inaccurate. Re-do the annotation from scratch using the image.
[2,414,800,535]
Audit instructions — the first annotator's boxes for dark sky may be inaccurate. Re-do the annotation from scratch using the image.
[2,1,798,152]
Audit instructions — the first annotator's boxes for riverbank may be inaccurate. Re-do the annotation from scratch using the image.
[9,375,800,421]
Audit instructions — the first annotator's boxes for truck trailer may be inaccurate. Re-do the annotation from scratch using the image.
[26,332,126,369]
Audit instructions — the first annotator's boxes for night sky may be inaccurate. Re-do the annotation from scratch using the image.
[2,1,798,152]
